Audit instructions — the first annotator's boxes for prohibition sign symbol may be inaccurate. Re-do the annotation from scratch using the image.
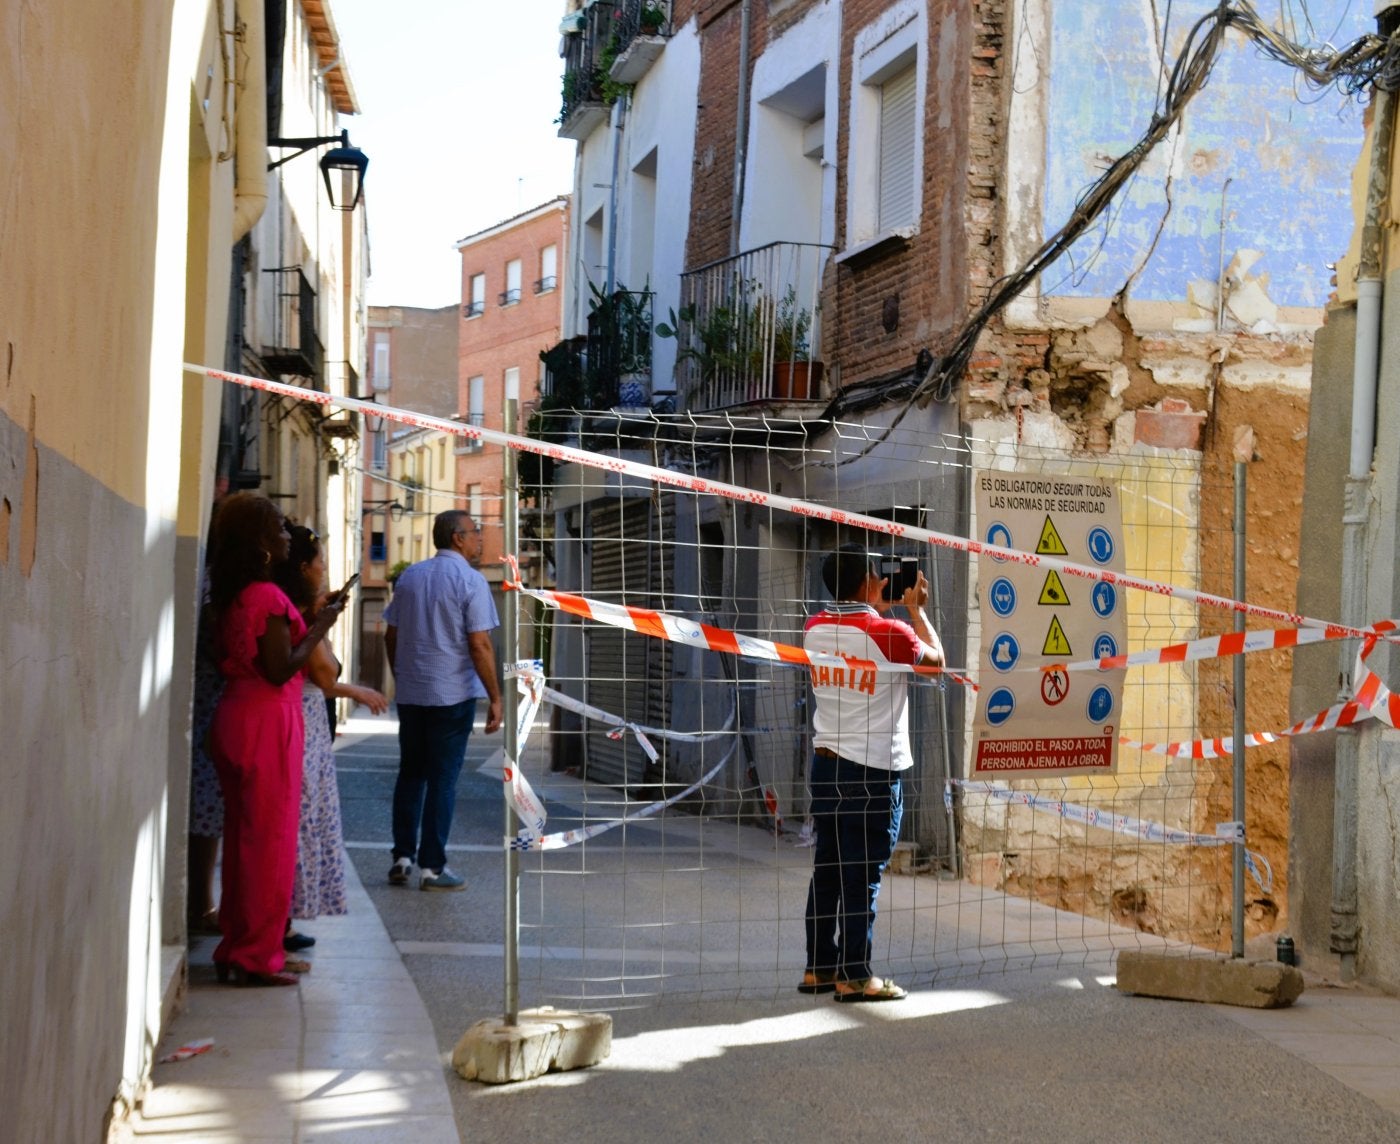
[1041,668,1069,706]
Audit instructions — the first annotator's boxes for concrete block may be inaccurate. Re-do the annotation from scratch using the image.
[1115,951,1304,1009]
[453,1007,612,1085]
[889,841,920,875]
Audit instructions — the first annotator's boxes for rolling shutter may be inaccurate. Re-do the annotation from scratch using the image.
[582,494,675,788]
[878,63,917,232]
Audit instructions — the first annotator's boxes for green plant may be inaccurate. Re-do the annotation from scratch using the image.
[640,3,665,33]
[598,33,632,107]
[387,559,411,585]
[656,278,768,381]
[773,285,813,362]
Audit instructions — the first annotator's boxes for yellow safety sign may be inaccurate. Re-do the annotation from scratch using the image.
[1038,569,1070,605]
[1036,516,1068,556]
[1042,614,1073,656]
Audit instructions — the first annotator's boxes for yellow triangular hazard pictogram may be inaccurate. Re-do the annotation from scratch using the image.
[1042,614,1072,656]
[1036,516,1068,556]
[1039,569,1070,606]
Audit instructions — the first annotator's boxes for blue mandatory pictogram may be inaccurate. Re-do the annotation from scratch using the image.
[986,687,1017,727]
[989,577,1017,617]
[989,632,1021,672]
[986,522,1012,562]
[1087,685,1114,724]
[1093,632,1118,661]
[1086,527,1115,565]
[1091,580,1117,618]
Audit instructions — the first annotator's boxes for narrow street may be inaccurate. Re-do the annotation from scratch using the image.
[362,709,1400,1143]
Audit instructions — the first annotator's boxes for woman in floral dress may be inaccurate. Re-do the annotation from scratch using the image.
[274,526,386,934]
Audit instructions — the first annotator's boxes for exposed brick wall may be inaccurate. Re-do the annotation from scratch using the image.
[828,0,972,387]
[456,202,569,571]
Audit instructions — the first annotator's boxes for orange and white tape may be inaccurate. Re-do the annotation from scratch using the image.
[505,578,978,689]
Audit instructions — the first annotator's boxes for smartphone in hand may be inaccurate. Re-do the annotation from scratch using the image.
[331,573,360,602]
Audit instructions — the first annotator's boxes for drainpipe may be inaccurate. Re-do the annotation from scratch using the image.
[232,0,268,242]
[729,0,751,256]
[1331,82,1393,980]
[605,93,627,297]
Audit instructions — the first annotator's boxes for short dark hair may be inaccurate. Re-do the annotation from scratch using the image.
[822,544,875,602]
[433,510,472,550]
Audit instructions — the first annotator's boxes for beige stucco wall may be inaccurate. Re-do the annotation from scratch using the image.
[0,1,231,1135]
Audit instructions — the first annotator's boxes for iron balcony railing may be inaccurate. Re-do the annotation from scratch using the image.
[260,266,324,383]
[559,2,618,126]
[540,290,654,412]
[614,0,671,48]
[671,242,833,411]
[587,289,653,408]
[463,299,484,319]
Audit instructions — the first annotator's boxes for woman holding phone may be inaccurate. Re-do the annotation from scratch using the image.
[274,526,386,946]
[206,494,347,987]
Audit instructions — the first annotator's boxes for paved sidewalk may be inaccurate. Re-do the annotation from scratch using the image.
[131,858,457,1143]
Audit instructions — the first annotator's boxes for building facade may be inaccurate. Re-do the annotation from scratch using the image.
[456,197,570,595]
[542,0,1368,957]
[359,304,459,693]
[0,1,370,1135]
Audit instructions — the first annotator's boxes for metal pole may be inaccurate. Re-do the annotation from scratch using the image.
[1231,456,1247,958]
[502,373,521,1024]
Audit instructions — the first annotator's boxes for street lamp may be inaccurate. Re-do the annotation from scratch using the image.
[361,499,405,521]
[268,128,368,211]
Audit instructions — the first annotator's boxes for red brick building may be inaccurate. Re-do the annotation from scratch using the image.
[455,197,570,588]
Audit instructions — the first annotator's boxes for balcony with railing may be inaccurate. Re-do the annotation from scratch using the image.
[608,0,672,84]
[261,266,324,383]
[557,2,619,141]
[667,242,833,413]
[539,290,654,413]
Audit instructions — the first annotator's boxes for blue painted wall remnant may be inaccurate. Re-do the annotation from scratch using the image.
[1043,1,1369,309]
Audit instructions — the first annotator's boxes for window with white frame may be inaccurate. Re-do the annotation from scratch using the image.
[537,245,558,293]
[466,375,485,452]
[466,273,485,318]
[468,483,483,525]
[370,427,387,470]
[877,63,917,232]
[371,333,391,390]
[502,259,522,306]
[843,2,925,256]
[504,365,520,405]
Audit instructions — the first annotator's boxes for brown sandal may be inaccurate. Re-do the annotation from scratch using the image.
[834,976,906,1003]
[797,970,837,995]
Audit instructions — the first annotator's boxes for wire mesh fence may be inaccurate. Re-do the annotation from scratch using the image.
[502,406,1282,1008]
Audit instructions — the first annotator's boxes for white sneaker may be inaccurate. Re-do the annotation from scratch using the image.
[419,867,466,892]
[388,857,413,886]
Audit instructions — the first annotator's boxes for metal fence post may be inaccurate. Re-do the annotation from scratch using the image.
[503,373,521,1023]
[1231,436,1250,959]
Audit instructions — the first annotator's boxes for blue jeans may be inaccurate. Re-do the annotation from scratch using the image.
[804,751,904,982]
[392,700,476,872]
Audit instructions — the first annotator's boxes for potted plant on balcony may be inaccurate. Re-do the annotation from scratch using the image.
[639,3,666,35]
[771,285,821,400]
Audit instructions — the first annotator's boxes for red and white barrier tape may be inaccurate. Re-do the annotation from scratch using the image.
[1123,637,1399,756]
[187,363,1382,639]
[506,579,978,688]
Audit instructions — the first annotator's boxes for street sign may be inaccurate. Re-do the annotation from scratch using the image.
[972,470,1127,777]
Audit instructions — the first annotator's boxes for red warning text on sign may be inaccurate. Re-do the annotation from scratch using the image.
[973,732,1115,776]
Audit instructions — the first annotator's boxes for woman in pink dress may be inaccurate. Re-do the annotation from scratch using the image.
[206,493,346,986]
[273,524,386,940]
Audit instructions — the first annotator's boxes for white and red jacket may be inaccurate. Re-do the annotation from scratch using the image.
[803,603,930,771]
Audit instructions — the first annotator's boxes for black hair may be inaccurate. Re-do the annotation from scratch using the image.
[208,492,283,612]
[271,524,322,611]
[822,544,875,602]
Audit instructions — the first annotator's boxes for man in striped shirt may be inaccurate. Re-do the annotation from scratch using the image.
[800,545,943,1002]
